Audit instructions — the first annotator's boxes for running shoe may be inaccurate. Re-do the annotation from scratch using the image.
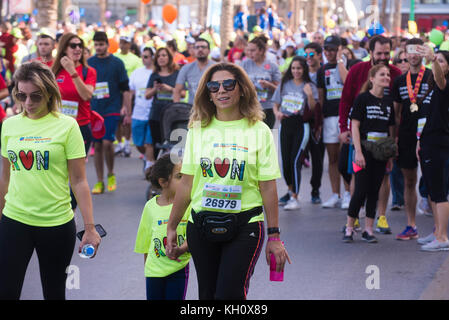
[279,192,291,206]
[375,216,392,234]
[322,194,341,208]
[123,144,131,157]
[390,203,403,211]
[284,198,300,211]
[417,232,436,245]
[107,174,117,192]
[396,226,418,240]
[420,239,449,252]
[114,144,123,155]
[311,195,322,204]
[92,181,104,194]
[362,231,378,243]
[418,198,433,217]
[341,218,361,233]
[341,191,351,210]
[342,231,354,243]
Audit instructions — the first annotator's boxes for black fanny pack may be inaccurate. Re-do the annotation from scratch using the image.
[191,206,263,242]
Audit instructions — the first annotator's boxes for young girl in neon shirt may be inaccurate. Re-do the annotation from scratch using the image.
[134,154,190,300]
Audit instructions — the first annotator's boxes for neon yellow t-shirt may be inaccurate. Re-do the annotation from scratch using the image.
[134,196,191,278]
[181,116,281,223]
[1,112,86,227]
[114,52,143,77]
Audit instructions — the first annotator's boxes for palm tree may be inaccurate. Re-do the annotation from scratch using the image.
[392,0,401,36]
[198,0,206,27]
[36,0,58,30]
[220,0,233,59]
[99,0,107,26]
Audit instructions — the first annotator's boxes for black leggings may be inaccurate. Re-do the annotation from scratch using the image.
[280,115,309,194]
[0,216,76,300]
[187,221,265,300]
[347,148,386,220]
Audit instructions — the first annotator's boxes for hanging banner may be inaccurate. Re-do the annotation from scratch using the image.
[9,0,31,14]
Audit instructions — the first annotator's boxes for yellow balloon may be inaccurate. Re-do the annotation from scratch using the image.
[327,20,336,29]
[408,21,417,34]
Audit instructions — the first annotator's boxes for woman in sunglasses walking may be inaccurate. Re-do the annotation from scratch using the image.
[166,63,291,300]
[52,33,97,210]
[0,61,101,299]
[273,56,318,210]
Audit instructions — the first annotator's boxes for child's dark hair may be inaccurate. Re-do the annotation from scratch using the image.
[146,154,175,189]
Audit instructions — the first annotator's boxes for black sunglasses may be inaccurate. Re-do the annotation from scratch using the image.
[69,42,83,49]
[206,79,237,93]
[396,58,408,63]
[15,92,43,103]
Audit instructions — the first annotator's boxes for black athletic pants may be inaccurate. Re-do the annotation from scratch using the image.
[187,221,265,300]
[280,115,309,195]
[347,148,386,220]
[0,216,76,300]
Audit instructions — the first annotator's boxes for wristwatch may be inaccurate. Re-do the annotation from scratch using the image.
[267,227,281,235]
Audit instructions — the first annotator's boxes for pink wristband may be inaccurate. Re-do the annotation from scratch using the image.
[268,237,281,242]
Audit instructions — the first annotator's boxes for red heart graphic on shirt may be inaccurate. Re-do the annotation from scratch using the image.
[214,158,230,178]
[19,150,34,170]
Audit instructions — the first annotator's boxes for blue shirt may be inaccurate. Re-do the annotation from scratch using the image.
[88,54,128,116]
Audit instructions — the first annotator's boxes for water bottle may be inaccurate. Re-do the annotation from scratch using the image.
[269,253,284,281]
[79,244,95,259]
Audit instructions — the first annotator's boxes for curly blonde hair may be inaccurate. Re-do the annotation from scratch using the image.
[189,62,265,128]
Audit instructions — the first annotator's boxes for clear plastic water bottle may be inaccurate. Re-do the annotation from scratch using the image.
[79,244,95,259]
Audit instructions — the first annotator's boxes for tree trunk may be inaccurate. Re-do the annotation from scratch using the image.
[380,0,387,27]
[198,0,206,26]
[99,0,107,26]
[220,0,233,60]
[36,0,58,30]
[393,0,401,36]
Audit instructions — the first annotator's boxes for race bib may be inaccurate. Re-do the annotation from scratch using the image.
[417,118,427,137]
[201,183,242,211]
[93,82,110,99]
[256,89,268,102]
[137,88,146,100]
[326,87,343,100]
[158,91,173,101]
[281,93,304,114]
[367,131,388,142]
[60,100,79,118]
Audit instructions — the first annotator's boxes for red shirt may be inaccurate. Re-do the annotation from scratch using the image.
[0,33,17,74]
[35,56,54,67]
[0,74,7,122]
[338,61,402,133]
[56,64,97,126]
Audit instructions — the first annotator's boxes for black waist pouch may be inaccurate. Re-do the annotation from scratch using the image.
[192,206,263,242]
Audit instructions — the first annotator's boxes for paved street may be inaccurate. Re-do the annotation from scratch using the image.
[9,142,449,300]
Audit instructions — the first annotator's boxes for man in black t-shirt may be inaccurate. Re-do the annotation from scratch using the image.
[317,35,351,210]
[393,38,433,240]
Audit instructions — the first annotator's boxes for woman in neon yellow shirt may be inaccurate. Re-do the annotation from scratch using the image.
[166,63,291,300]
[0,61,101,299]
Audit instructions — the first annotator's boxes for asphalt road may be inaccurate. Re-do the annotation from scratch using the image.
[6,140,449,300]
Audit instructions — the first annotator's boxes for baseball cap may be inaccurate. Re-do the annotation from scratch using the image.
[324,35,341,49]
[119,36,132,43]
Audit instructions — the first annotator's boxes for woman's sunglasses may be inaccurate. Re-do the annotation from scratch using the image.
[15,92,43,103]
[69,42,83,49]
[396,58,408,63]
[206,79,237,93]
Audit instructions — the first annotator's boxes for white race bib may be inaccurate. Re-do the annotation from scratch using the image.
[201,183,242,211]
[93,82,110,99]
[281,93,304,114]
[367,131,388,142]
[60,100,79,118]
[417,118,427,137]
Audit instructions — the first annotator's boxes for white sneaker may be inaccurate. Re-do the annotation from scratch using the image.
[418,198,433,217]
[341,191,351,210]
[421,239,449,252]
[322,194,341,208]
[284,198,300,211]
[114,144,123,155]
[417,232,437,245]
